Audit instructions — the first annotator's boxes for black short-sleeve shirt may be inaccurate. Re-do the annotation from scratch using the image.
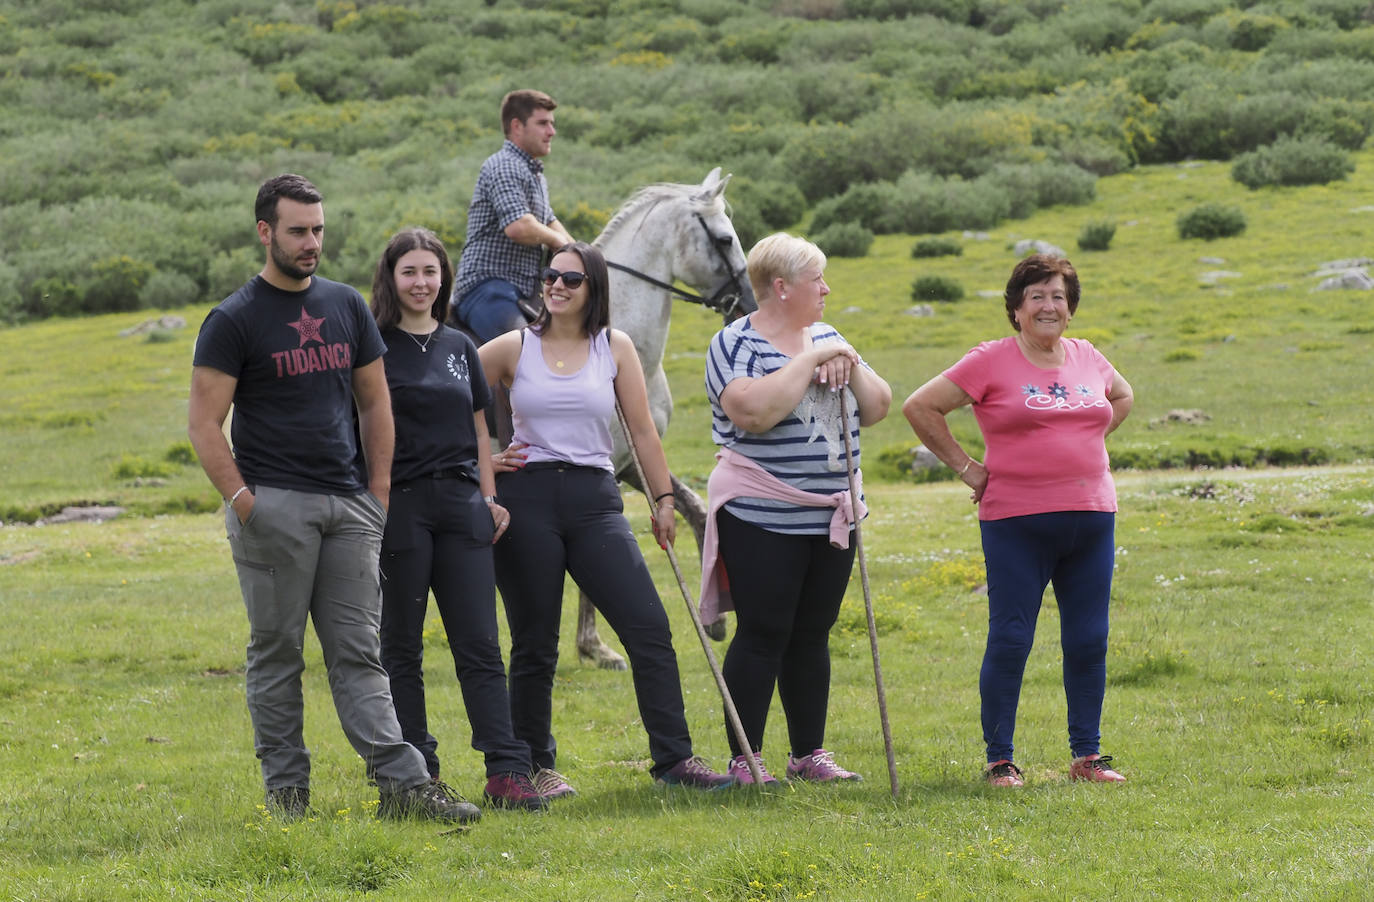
[382,324,491,485]
[193,275,386,495]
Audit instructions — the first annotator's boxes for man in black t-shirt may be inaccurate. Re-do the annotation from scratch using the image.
[187,174,478,824]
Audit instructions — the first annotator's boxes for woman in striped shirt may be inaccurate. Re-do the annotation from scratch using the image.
[702,232,891,784]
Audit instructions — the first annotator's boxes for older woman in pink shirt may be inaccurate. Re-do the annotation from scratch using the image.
[903,254,1133,788]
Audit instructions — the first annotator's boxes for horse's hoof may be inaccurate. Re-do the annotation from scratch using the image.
[579,645,628,671]
[704,617,728,642]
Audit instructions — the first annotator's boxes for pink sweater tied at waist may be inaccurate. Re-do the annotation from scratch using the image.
[697,446,865,623]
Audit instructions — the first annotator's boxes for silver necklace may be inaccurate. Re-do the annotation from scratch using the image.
[403,329,435,353]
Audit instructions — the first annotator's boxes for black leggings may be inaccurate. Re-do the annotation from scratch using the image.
[493,463,694,777]
[716,508,856,758]
[379,477,531,778]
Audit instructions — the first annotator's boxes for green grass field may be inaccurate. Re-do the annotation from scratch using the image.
[3,468,1372,900]
[3,150,1374,900]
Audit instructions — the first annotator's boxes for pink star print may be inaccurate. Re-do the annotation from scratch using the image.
[287,307,325,346]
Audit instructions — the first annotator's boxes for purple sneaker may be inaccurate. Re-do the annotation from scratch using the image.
[727,753,780,786]
[786,748,862,783]
[656,755,736,790]
[484,772,550,811]
[532,767,577,800]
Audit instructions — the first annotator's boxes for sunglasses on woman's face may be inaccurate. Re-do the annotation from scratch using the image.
[541,268,587,289]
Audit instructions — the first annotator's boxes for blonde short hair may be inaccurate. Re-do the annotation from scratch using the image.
[746,232,827,302]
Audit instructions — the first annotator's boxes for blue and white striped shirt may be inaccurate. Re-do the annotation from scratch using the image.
[705,317,867,535]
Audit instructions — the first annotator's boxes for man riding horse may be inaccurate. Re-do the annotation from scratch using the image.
[452,89,572,348]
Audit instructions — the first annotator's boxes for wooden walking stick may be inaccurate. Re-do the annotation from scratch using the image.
[838,391,899,799]
[614,402,765,786]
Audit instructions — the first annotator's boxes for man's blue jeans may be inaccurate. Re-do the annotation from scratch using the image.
[455,278,533,345]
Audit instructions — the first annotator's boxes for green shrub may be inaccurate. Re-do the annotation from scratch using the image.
[164,441,198,466]
[812,221,874,258]
[138,271,201,309]
[911,274,964,302]
[808,183,891,233]
[81,256,155,314]
[1177,203,1246,240]
[110,455,176,480]
[1231,136,1355,189]
[886,170,1010,234]
[911,237,963,258]
[1077,220,1117,251]
[739,179,807,232]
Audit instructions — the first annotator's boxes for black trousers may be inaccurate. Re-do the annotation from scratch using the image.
[379,476,531,778]
[493,463,693,778]
[715,508,856,758]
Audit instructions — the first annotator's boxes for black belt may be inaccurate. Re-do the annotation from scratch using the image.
[429,467,471,480]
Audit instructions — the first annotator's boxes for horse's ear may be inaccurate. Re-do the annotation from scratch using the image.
[697,167,731,201]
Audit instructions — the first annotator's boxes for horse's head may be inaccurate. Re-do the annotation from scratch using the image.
[690,168,757,324]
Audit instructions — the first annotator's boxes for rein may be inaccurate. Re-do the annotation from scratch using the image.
[605,214,748,319]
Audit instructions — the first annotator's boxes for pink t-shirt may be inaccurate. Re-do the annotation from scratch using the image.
[944,336,1120,521]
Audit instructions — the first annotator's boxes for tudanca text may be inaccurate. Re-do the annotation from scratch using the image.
[271,343,352,378]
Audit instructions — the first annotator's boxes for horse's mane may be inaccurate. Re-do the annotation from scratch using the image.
[596,180,726,244]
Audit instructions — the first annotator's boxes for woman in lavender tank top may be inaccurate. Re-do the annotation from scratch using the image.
[477,242,734,797]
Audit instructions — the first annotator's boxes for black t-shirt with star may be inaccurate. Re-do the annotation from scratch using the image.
[193,274,386,495]
[381,324,491,485]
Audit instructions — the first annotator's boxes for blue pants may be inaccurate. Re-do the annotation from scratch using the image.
[225,486,430,792]
[379,476,532,779]
[492,463,694,778]
[978,511,1115,763]
[455,278,532,345]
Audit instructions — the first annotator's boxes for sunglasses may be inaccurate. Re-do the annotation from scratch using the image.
[541,267,587,289]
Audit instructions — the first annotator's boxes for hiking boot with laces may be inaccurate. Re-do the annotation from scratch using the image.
[984,759,1024,787]
[727,753,780,786]
[656,755,737,790]
[1070,753,1126,783]
[532,767,577,800]
[377,778,481,823]
[484,772,550,811]
[265,785,311,820]
[786,748,863,783]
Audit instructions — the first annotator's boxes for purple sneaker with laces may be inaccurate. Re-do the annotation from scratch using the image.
[484,772,550,811]
[656,755,736,790]
[786,748,863,783]
[727,753,780,786]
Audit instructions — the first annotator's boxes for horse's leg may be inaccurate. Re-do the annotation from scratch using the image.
[671,474,728,642]
[576,590,627,670]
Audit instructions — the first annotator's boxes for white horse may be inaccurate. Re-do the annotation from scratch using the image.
[573,167,756,669]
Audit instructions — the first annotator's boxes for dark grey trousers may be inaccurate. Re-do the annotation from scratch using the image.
[226,485,429,793]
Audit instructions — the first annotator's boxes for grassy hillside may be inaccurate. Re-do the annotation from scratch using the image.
[4,146,1371,520]
[1,0,1372,321]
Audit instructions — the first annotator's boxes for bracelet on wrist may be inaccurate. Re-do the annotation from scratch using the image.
[229,485,250,504]
[959,459,975,476]
[483,495,497,504]
[653,492,675,505]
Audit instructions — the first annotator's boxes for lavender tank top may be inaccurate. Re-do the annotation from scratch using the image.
[509,328,619,471]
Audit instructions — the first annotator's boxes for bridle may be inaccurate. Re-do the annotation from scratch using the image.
[605,214,750,321]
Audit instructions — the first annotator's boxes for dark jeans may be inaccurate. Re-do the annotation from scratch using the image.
[493,463,693,778]
[379,476,532,778]
[715,509,856,758]
[978,510,1116,762]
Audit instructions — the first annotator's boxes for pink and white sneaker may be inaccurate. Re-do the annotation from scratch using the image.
[1069,753,1126,783]
[786,748,862,783]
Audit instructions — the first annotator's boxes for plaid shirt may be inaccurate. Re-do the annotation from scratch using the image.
[454,140,556,301]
